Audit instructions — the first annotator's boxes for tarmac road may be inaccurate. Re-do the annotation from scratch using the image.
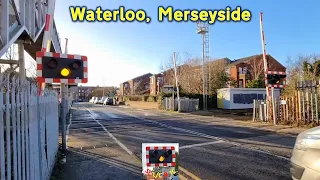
[61,102,295,180]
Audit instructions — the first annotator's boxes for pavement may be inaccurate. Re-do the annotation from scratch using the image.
[51,102,302,180]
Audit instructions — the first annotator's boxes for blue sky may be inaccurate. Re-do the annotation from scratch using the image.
[54,0,320,87]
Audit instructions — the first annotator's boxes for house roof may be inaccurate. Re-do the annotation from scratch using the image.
[226,54,286,69]
[160,57,231,73]
[226,54,263,67]
[121,73,153,84]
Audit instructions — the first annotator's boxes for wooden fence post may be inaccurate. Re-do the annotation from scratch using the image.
[302,81,306,124]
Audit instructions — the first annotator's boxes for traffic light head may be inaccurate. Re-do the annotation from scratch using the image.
[42,56,84,79]
[149,149,173,163]
[267,74,286,85]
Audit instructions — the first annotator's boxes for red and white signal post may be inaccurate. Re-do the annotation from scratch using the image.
[260,12,286,124]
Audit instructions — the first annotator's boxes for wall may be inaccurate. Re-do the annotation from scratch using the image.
[125,101,158,110]
[129,80,134,95]
[150,76,157,96]
[217,88,280,109]
[120,83,124,96]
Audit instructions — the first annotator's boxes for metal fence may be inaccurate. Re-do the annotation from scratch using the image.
[163,97,199,112]
[0,75,59,180]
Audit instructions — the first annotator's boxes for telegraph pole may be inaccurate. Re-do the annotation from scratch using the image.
[17,42,26,83]
[173,52,180,111]
[102,77,105,96]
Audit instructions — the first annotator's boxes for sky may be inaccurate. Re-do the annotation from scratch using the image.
[52,0,320,87]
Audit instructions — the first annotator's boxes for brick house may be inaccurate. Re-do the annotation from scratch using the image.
[149,73,164,96]
[225,54,286,88]
[119,73,153,96]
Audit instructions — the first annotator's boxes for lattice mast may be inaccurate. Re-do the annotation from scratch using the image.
[197,21,210,110]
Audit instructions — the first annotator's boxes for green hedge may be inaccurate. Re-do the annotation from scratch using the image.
[123,95,158,102]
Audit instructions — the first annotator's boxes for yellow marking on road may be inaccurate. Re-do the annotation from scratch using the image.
[179,174,188,180]
[180,166,202,180]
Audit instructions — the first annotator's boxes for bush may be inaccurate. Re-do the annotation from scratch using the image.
[128,95,142,101]
[142,95,149,102]
[147,96,157,102]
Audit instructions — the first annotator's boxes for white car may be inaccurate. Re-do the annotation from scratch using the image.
[89,97,95,103]
[290,126,320,180]
[98,97,107,104]
[93,97,99,104]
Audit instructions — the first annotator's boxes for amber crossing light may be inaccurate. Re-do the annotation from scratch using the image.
[159,156,165,162]
[61,68,70,77]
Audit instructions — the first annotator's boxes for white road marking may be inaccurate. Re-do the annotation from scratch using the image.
[105,113,119,119]
[180,140,224,149]
[112,108,290,161]
[84,107,134,156]
[84,105,191,179]
[66,113,72,143]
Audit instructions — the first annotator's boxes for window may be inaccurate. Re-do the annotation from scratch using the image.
[82,90,84,92]
[238,67,243,74]
[243,67,248,74]
[225,68,230,76]
[157,77,163,84]
[144,84,150,89]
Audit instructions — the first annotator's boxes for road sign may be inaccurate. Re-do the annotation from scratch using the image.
[36,51,88,84]
[142,143,179,180]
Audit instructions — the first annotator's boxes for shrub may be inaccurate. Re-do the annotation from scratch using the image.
[142,95,149,102]
[147,96,157,102]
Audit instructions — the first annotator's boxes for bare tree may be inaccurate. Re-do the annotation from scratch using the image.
[248,56,264,80]
[26,60,37,82]
[133,79,143,94]
[283,53,320,96]
[1,44,17,71]
[180,57,203,94]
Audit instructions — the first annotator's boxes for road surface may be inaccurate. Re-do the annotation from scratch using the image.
[59,102,295,180]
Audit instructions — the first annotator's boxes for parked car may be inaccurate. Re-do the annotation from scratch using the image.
[98,96,107,104]
[103,97,113,105]
[290,126,320,180]
[89,97,96,103]
[93,97,99,104]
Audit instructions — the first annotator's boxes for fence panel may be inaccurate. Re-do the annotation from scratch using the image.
[253,80,320,127]
[0,74,5,180]
[0,73,59,180]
